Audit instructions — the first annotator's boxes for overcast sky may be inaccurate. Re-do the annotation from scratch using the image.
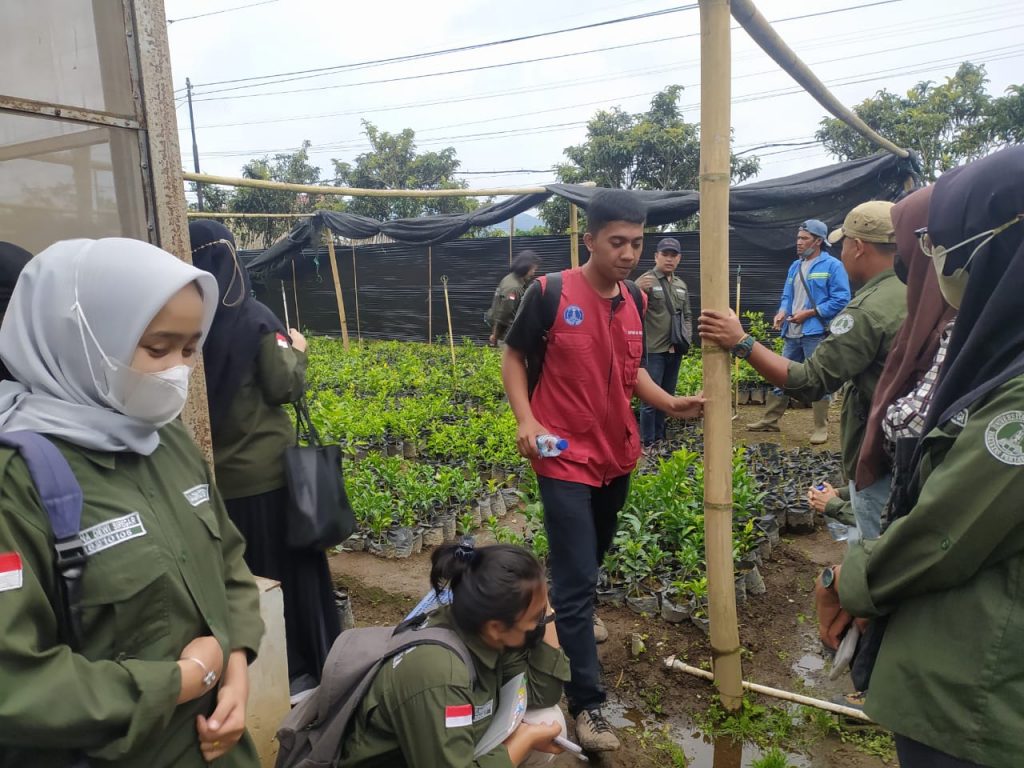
[166,0,1024,198]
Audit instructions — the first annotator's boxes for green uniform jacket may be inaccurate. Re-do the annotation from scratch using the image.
[639,269,692,354]
[785,270,907,480]
[840,374,1024,767]
[0,422,264,768]
[487,274,529,341]
[213,331,307,500]
[340,607,571,768]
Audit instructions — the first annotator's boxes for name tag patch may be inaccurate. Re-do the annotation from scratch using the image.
[0,552,23,592]
[183,484,211,507]
[79,512,147,555]
[445,704,474,729]
[473,700,494,723]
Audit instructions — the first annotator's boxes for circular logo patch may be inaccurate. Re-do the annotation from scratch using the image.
[830,314,855,335]
[984,410,1024,465]
[563,305,584,326]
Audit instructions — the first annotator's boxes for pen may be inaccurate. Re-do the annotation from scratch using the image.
[554,735,589,762]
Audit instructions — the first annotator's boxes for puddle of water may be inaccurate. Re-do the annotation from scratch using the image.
[792,653,826,687]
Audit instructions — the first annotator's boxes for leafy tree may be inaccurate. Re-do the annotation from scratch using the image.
[330,121,476,222]
[229,140,323,247]
[815,63,1024,181]
[188,182,230,213]
[540,86,761,233]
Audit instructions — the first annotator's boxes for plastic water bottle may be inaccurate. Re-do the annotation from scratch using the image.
[536,435,569,457]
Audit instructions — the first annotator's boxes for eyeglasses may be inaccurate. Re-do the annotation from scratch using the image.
[915,215,1023,265]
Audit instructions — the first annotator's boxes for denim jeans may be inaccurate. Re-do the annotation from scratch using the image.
[639,351,683,445]
[538,474,630,714]
[773,334,828,400]
[849,474,891,540]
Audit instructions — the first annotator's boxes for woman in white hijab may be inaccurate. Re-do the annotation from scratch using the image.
[0,239,263,767]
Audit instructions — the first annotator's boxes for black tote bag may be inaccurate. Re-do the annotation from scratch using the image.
[284,398,355,550]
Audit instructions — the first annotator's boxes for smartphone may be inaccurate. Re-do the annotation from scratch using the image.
[554,735,589,762]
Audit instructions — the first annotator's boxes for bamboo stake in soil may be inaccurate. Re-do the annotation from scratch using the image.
[325,235,350,351]
[699,0,743,711]
[569,203,580,269]
[351,246,361,341]
[440,275,457,370]
[664,657,873,722]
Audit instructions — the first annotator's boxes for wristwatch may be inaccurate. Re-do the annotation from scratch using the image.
[731,334,755,359]
[820,566,836,591]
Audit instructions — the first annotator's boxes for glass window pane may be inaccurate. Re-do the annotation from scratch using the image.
[0,0,135,116]
[0,111,149,254]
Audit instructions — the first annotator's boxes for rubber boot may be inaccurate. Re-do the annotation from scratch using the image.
[810,400,829,445]
[747,392,787,431]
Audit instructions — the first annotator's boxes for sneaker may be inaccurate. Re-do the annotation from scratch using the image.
[593,614,609,644]
[831,690,866,710]
[575,708,620,752]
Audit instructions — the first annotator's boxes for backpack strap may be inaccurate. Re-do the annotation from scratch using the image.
[623,279,646,321]
[0,431,86,650]
[526,272,563,398]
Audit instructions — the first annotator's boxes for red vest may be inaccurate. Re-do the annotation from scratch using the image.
[530,268,646,486]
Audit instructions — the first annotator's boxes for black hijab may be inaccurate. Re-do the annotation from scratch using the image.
[922,145,1024,435]
[1,242,33,382]
[189,220,287,434]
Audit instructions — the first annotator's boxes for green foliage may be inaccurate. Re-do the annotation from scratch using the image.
[693,699,796,749]
[750,747,798,768]
[540,86,761,233]
[331,121,477,221]
[816,62,1024,181]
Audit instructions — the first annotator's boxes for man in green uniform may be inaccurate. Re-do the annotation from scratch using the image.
[635,237,694,447]
[487,251,540,346]
[700,201,908,539]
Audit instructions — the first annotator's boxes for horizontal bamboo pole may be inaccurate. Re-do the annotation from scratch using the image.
[664,657,874,723]
[730,0,910,159]
[183,171,595,198]
[186,211,309,218]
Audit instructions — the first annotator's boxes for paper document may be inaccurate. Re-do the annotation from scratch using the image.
[473,673,528,757]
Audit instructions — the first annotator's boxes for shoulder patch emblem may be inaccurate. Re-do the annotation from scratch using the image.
[950,409,969,428]
[0,552,23,592]
[984,411,1024,465]
[563,305,584,326]
[445,704,474,728]
[183,484,210,507]
[275,332,290,349]
[830,314,855,335]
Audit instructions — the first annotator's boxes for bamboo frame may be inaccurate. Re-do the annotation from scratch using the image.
[324,235,350,350]
[440,275,456,368]
[733,266,742,417]
[352,246,361,341]
[730,0,909,158]
[569,203,580,268]
[427,247,433,344]
[664,657,873,722]
[699,0,743,711]
[185,211,309,218]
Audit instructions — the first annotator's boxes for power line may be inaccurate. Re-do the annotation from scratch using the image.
[167,0,279,25]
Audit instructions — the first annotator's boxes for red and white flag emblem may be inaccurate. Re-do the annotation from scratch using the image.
[0,552,23,592]
[444,704,473,728]
[276,332,290,349]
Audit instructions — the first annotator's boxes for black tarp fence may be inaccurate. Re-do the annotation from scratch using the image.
[246,231,798,343]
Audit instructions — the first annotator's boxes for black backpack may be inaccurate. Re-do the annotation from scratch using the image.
[275,615,477,768]
[526,272,646,396]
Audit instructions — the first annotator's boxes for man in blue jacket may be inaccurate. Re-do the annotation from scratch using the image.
[748,219,851,443]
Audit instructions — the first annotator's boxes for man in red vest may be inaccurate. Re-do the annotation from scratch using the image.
[502,189,704,752]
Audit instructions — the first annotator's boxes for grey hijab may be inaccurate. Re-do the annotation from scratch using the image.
[0,238,217,455]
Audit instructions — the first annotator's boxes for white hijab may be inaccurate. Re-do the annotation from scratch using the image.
[0,238,217,455]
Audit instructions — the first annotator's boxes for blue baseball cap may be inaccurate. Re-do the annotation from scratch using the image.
[656,237,682,253]
[799,219,828,240]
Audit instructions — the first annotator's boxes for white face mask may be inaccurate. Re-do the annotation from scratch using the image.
[72,296,192,427]
[918,215,1023,309]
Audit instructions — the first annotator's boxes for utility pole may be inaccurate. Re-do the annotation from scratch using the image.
[186,76,204,211]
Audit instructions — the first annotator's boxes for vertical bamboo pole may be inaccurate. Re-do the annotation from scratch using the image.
[291,260,302,328]
[325,234,350,351]
[351,247,361,341]
[699,0,743,711]
[428,247,433,344]
[733,266,742,415]
[569,203,580,268]
[440,275,457,369]
[509,216,515,265]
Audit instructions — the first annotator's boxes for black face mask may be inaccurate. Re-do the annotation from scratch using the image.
[521,623,546,650]
[894,251,909,284]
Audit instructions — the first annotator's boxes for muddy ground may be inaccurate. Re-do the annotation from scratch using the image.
[329,409,891,767]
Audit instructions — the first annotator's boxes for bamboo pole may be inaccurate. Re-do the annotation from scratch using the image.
[351,247,361,341]
[733,265,742,418]
[664,657,873,722]
[325,235,351,351]
[440,275,457,369]
[730,0,909,159]
[509,216,514,266]
[569,203,580,268]
[280,280,290,329]
[428,247,433,344]
[699,0,743,712]
[291,260,301,329]
[185,211,310,218]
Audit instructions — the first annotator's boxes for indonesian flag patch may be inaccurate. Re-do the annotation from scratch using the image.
[276,332,290,349]
[445,704,474,729]
[0,553,23,592]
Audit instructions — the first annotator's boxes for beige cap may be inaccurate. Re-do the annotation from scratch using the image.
[827,200,896,244]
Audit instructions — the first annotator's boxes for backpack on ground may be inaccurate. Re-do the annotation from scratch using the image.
[526,272,646,397]
[275,615,478,768]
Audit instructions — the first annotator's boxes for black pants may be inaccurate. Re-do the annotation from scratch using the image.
[538,474,631,714]
[226,487,341,683]
[895,735,988,768]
